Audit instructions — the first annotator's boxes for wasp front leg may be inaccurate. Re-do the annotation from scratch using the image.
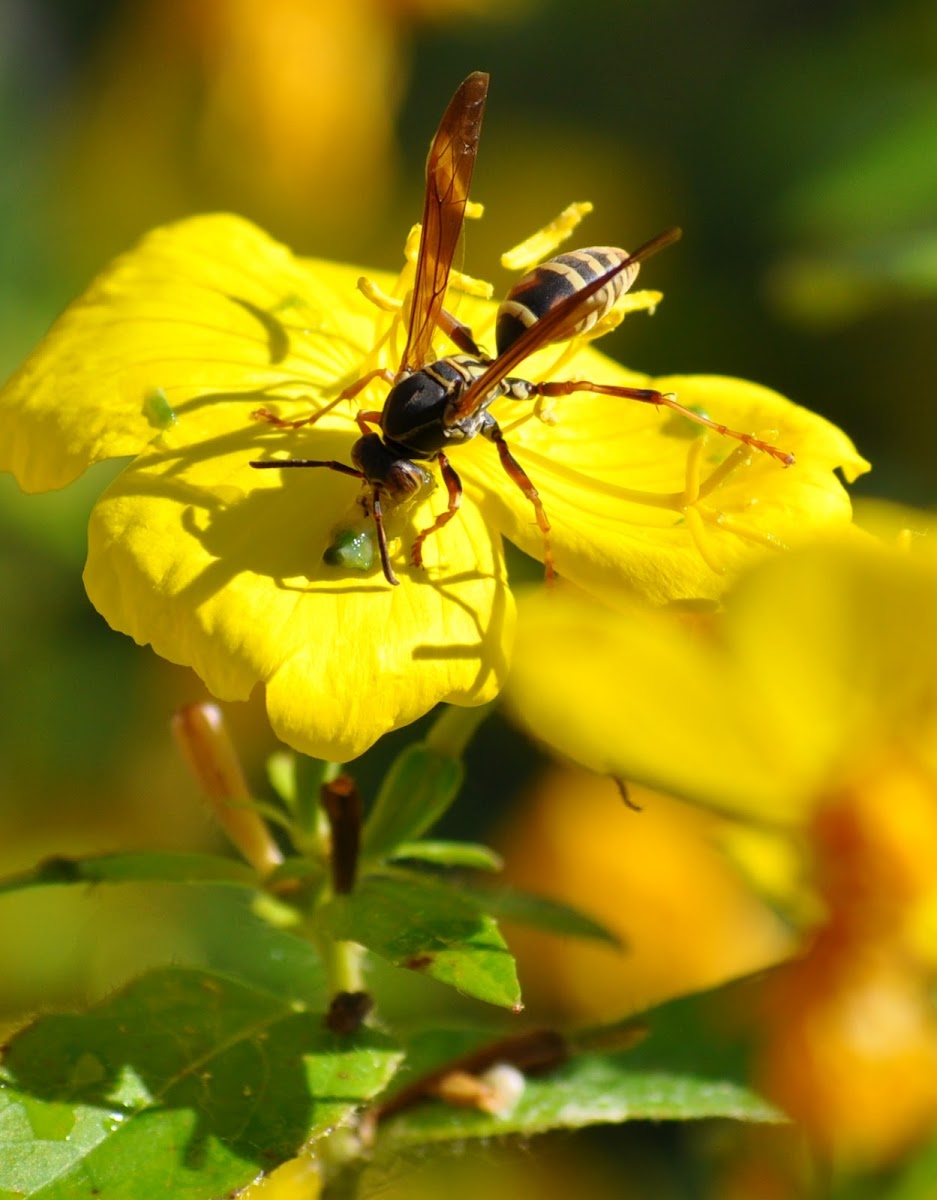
[482,418,554,582]
[252,369,397,430]
[530,380,795,466]
[410,453,463,571]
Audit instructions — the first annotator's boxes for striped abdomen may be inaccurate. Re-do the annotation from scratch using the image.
[495,246,639,357]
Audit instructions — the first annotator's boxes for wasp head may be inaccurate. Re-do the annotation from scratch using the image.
[351,432,434,505]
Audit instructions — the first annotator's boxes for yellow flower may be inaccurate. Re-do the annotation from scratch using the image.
[0,213,865,760]
[506,524,937,1164]
[496,768,791,1021]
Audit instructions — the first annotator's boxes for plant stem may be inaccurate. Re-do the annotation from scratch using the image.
[320,934,366,996]
[424,701,495,759]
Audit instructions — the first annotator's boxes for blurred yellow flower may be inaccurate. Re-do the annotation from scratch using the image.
[506,526,937,1164]
[51,0,485,254]
[496,768,792,1021]
[0,213,864,760]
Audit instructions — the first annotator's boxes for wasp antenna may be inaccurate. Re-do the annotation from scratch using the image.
[371,490,400,586]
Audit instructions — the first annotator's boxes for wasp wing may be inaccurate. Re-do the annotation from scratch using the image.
[399,71,490,375]
[443,226,682,426]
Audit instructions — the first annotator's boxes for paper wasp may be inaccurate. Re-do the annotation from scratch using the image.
[251,71,793,586]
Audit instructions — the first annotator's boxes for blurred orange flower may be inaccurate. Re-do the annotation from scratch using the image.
[760,767,937,1165]
[52,0,494,258]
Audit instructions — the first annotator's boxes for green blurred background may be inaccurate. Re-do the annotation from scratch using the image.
[0,0,935,1178]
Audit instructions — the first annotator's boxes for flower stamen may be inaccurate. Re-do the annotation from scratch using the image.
[356,276,402,313]
[501,202,594,273]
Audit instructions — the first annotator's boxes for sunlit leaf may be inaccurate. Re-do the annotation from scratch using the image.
[0,966,402,1200]
[371,993,782,1155]
[389,842,504,871]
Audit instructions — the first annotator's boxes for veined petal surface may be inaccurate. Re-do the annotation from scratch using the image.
[0,215,381,491]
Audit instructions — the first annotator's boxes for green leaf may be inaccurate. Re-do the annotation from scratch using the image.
[361,745,462,862]
[885,1136,937,1200]
[0,852,257,895]
[0,966,402,1200]
[374,1039,779,1151]
[319,875,520,1010]
[371,991,783,1154]
[379,866,619,946]
[264,855,326,889]
[390,841,503,871]
[453,880,620,946]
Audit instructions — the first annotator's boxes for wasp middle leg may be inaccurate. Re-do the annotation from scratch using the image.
[483,419,554,582]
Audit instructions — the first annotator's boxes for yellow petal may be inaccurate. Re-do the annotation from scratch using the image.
[507,536,937,824]
[462,356,868,603]
[0,215,382,492]
[83,403,513,761]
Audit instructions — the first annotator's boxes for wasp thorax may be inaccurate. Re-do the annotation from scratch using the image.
[379,366,465,455]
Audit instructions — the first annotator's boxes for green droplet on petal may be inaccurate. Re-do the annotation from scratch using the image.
[324,525,376,572]
[142,387,176,429]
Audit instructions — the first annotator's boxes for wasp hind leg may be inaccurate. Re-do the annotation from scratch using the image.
[436,309,488,360]
[531,380,795,466]
[482,421,554,583]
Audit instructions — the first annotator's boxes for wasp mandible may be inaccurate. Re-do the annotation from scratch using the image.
[250,72,793,586]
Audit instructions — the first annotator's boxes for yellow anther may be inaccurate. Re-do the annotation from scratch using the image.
[617,289,662,317]
[682,437,705,507]
[356,276,403,313]
[404,223,422,264]
[501,202,594,273]
[683,506,726,575]
[448,269,494,299]
[465,199,485,220]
